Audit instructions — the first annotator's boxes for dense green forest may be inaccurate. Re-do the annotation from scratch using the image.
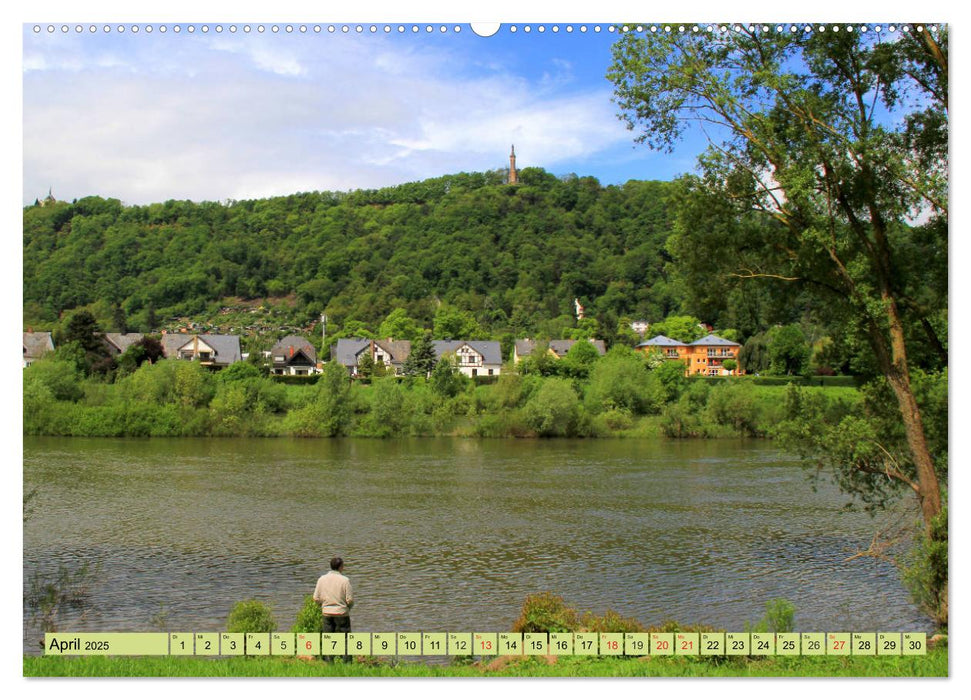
[25,165,837,358]
[24,170,685,342]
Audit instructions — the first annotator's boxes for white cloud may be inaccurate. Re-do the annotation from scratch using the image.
[209,37,306,76]
[23,31,633,204]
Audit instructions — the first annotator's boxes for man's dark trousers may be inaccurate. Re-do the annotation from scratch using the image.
[322,615,352,662]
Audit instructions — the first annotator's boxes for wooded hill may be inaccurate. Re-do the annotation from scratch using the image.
[23,168,686,344]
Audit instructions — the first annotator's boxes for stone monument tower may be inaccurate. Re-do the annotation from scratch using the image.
[508,145,518,185]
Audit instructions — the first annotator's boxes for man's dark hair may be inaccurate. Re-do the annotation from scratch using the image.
[330,557,343,571]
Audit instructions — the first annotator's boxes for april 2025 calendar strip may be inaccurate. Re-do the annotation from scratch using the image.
[45,632,927,657]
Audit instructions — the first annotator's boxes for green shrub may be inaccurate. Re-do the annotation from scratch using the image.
[659,398,703,438]
[292,595,323,633]
[652,360,690,401]
[522,378,582,437]
[748,598,796,633]
[581,609,646,633]
[25,358,84,402]
[226,600,277,633]
[902,506,948,630]
[283,402,324,437]
[512,592,579,633]
[705,381,761,436]
[585,350,663,415]
[365,378,406,437]
[69,405,126,437]
[215,362,263,383]
[23,377,57,435]
[600,408,633,431]
[471,410,531,438]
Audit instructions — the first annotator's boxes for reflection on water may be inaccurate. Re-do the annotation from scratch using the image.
[23,437,930,653]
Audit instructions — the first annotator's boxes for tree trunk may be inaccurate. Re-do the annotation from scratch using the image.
[869,296,943,532]
[885,367,942,527]
[861,180,944,533]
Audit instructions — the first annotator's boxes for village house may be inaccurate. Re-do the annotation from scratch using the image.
[333,338,413,377]
[102,332,145,356]
[630,320,650,336]
[23,331,54,367]
[433,340,502,378]
[513,338,607,364]
[269,335,318,376]
[636,333,741,376]
[160,332,242,369]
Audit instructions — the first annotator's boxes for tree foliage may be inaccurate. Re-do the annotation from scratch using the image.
[585,348,662,415]
[402,332,437,378]
[522,378,582,437]
[559,339,602,379]
[648,315,704,342]
[24,174,682,340]
[378,308,423,342]
[767,325,811,376]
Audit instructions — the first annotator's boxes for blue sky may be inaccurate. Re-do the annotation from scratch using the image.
[22,22,706,205]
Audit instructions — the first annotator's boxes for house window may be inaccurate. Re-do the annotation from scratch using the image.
[472,368,478,377]
[488,369,494,376]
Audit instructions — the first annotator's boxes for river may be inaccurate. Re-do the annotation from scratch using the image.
[22,436,931,654]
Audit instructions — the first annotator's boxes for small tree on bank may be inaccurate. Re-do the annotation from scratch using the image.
[403,332,437,378]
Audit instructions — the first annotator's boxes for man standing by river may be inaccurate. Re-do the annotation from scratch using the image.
[313,556,354,662]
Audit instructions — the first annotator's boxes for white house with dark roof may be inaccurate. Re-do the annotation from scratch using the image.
[433,340,502,378]
[269,335,318,375]
[160,333,242,369]
[333,338,412,377]
[23,331,54,367]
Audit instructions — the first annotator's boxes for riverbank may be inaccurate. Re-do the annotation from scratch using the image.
[24,353,868,439]
[24,647,948,677]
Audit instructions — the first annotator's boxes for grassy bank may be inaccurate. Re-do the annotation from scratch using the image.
[25,350,870,440]
[24,648,947,677]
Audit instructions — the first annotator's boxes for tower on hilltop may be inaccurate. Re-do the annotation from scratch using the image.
[508,145,518,185]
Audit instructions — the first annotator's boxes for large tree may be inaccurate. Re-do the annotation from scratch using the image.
[608,25,947,531]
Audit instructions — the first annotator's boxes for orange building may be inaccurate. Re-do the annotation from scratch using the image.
[636,334,742,376]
